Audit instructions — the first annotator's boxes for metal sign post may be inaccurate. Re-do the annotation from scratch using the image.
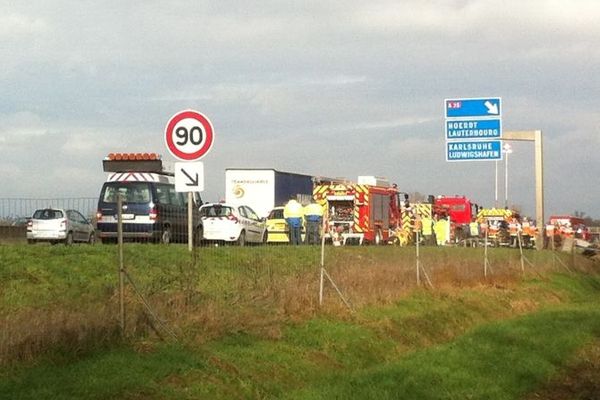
[117,195,125,335]
[502,130,544,250]
[416,231,421,286]
[484,227,490,277]
[188,192,193,252]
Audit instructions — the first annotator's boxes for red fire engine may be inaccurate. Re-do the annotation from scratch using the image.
[432,195,477,241]
[313,176,401,245]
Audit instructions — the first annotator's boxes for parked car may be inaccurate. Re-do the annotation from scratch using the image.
[266,206,288,243]
[265,206,307,243]
[199,203,267,246]
[27,208,95,245]
[96,176,202,244]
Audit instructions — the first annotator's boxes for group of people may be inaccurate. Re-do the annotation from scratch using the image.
[410,213,451,246]
[480,216,537,247]
[283,197,324,245]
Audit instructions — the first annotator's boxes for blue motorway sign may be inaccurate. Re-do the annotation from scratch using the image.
[445,97,501,118]
[446,140,502,162]
[446,118,501,140]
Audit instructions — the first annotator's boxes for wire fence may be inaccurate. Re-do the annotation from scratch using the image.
[1,197,597,366]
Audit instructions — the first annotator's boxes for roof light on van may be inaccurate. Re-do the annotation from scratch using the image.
[103,153,164,173]
[106,153,160,161]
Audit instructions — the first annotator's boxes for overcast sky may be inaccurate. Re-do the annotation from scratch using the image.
[1,0,599,218]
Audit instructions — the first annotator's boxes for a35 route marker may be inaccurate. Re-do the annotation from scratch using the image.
[164,109,214,161]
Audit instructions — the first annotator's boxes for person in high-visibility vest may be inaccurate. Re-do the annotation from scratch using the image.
[434,216,449,246]
[469,221,479,237]
[284,196,304,245]
[303,202,323,245]
[529,222,537,247]
[422,215,434,246]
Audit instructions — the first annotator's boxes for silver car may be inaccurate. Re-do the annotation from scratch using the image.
[27,208,96,245]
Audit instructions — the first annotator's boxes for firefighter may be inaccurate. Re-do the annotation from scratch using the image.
[469,220,479,238]
[422,214,434,246]
[284,196,304,245]
[303,201,323,245]
[434,215,449,246]
[508,216,520,247]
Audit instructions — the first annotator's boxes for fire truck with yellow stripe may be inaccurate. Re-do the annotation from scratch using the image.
[313,176,401,245]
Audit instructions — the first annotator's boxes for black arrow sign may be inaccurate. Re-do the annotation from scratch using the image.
[181,168,199,187]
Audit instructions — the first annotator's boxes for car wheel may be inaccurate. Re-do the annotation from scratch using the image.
[237,231,246,247]
[27,239,35,245]
[262,231,268,244]
[88,233,96,245]
[161,227,171,244]
[65,232,74,246]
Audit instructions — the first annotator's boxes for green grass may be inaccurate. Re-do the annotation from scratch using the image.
[1,244,599,399]
[287,307,600,399]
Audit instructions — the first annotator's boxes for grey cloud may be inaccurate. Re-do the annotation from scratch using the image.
[1,1,599,217]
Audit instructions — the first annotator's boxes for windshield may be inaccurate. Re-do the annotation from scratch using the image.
[268,209,284,219]
[200,205,233,217]
[33,209,64,219]
[101,182,151,203]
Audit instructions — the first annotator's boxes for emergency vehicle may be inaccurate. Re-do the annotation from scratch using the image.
[404,196,477,244]
[313,176,401,245]
[433,195,477,240]
[96,153,203,244]
[476,208,513,246]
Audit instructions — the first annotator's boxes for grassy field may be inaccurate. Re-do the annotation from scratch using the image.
[1,243,599,399]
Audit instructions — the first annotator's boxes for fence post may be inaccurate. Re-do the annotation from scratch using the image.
[117,195,125,336]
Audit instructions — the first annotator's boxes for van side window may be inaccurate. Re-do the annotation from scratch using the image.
[169,187,184,207]
[156,184,171,204]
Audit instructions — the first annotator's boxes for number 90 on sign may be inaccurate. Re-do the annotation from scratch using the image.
[165,110,214,161]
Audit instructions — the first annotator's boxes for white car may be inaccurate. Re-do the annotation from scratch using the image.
[27,208,96,245]
[199,203,267,246]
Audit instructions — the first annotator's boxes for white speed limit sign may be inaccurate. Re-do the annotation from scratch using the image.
[164,110,215,161]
